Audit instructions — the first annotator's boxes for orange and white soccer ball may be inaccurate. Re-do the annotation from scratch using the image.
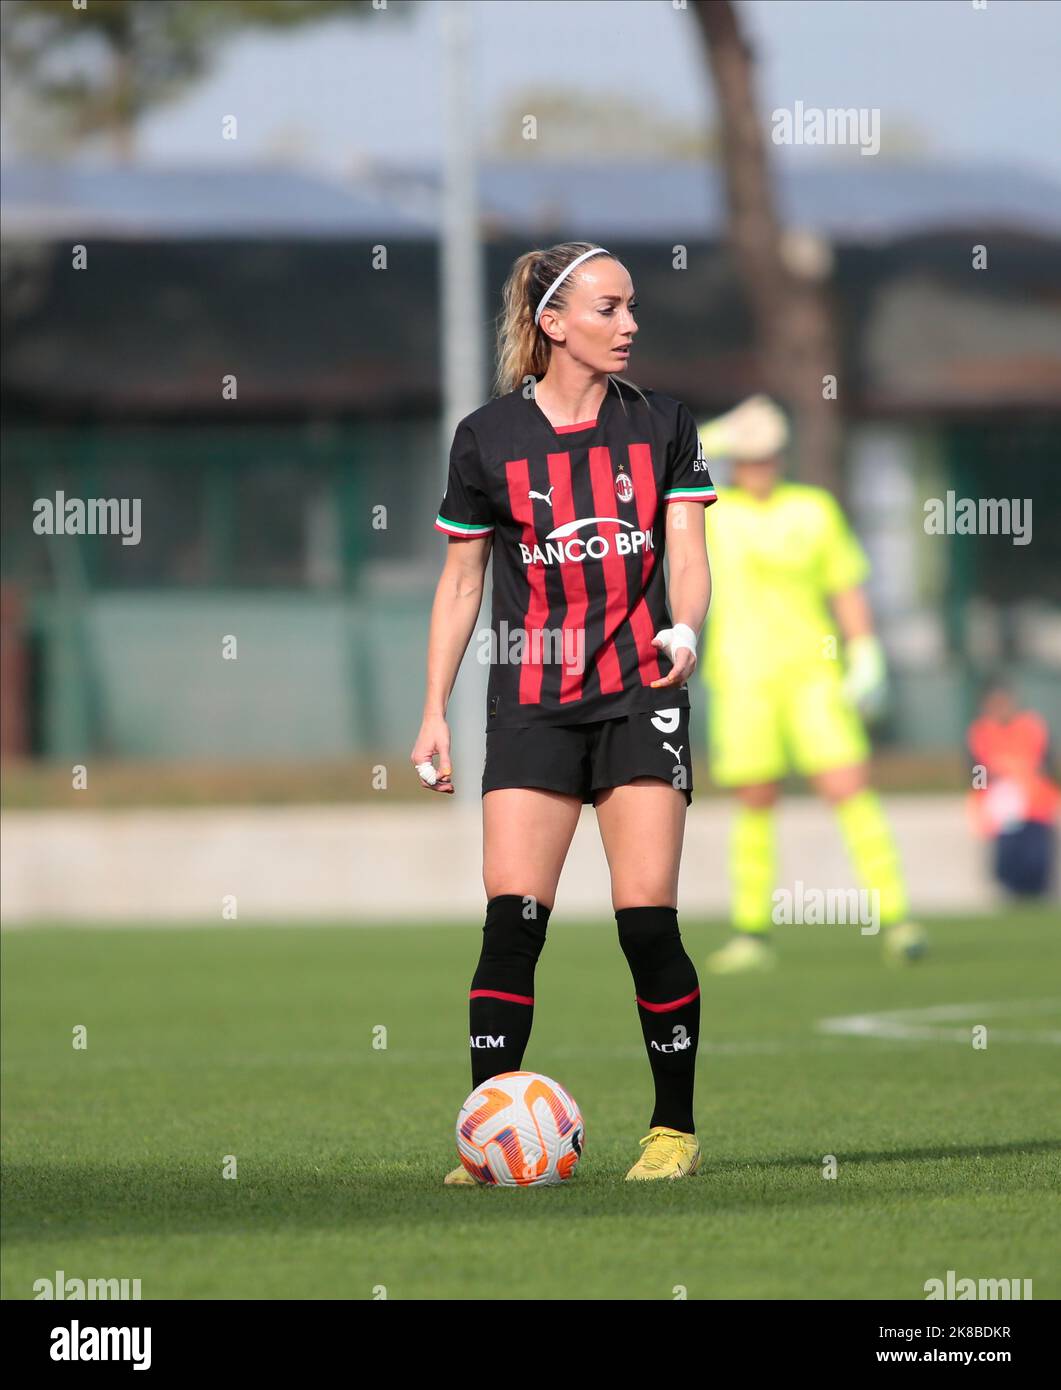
[456,1071,584,1186]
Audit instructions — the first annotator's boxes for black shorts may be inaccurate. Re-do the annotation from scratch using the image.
[482,705,693,806]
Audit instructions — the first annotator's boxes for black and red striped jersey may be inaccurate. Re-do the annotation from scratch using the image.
[433,377,717,731]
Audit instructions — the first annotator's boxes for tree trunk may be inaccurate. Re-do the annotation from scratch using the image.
[692,0,842,494]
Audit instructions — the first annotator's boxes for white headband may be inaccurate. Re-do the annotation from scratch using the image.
[534,247,611,325]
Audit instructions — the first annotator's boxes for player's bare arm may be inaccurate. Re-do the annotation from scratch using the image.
[831,584,888,720]
[413,532,492,793]
[830,584,873,640]
[650,499,711,689]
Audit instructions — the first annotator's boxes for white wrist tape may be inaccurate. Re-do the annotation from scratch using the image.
[654,623,698,665]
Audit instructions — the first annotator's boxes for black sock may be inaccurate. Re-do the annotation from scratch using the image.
[468,894,550,1087]
[616,905,700,1134]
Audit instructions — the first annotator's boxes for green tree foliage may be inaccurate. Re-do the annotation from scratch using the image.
[1,0,404,158]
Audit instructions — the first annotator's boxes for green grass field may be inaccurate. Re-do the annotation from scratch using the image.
[3,910,1059,1300]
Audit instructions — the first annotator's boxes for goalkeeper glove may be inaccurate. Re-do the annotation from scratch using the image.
[842,634,888,721]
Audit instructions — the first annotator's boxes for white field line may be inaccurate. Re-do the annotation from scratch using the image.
[818,998,1061,1045]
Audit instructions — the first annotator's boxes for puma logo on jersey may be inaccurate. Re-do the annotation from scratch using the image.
[663,742,684,763]
[528,487,555,506]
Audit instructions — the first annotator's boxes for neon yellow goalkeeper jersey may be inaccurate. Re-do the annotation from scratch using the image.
[702,481,870,686]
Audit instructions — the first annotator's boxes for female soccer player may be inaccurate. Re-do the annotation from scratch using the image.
[411,242,716,1183]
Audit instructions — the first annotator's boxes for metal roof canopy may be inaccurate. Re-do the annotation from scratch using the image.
[3,159,1061,241]
[0,163,435,239]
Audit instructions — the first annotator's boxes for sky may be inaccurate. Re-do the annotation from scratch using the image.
[7,0,1061,182]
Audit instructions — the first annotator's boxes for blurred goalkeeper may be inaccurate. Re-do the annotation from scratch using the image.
[697,396,926,971]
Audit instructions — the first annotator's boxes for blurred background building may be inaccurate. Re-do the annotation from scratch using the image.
[3,157,1060,764]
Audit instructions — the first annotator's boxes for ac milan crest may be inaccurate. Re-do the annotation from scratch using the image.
[614,472,634,504]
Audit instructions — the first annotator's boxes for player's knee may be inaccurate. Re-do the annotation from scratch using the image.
[614,904,686,973]
[480,893,550,967]
[613,883,676,915]
[815,765,868,803]
[737,782,780,809]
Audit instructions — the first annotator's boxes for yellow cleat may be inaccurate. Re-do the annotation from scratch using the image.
[883,921,928,965]
[705,934,776,975]
[443,1163,481,1186]
[625,1126,702,1181]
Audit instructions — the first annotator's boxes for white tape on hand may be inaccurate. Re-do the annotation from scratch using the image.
[415,760,439,786]
[652,623,698,666]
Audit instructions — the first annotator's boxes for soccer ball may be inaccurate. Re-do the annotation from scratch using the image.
[456,1071,584,1186]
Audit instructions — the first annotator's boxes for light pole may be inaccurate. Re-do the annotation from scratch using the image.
[440,0,490,803]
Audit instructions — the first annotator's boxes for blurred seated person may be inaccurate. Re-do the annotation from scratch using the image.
[967,682,1059,898]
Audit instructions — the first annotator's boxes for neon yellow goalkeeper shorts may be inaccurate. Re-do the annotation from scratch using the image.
[707,673,870,787]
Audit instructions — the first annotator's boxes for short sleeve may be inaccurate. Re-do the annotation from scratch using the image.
[817,491,870,593]
[433,420,494,539]
[663,402,718,507]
